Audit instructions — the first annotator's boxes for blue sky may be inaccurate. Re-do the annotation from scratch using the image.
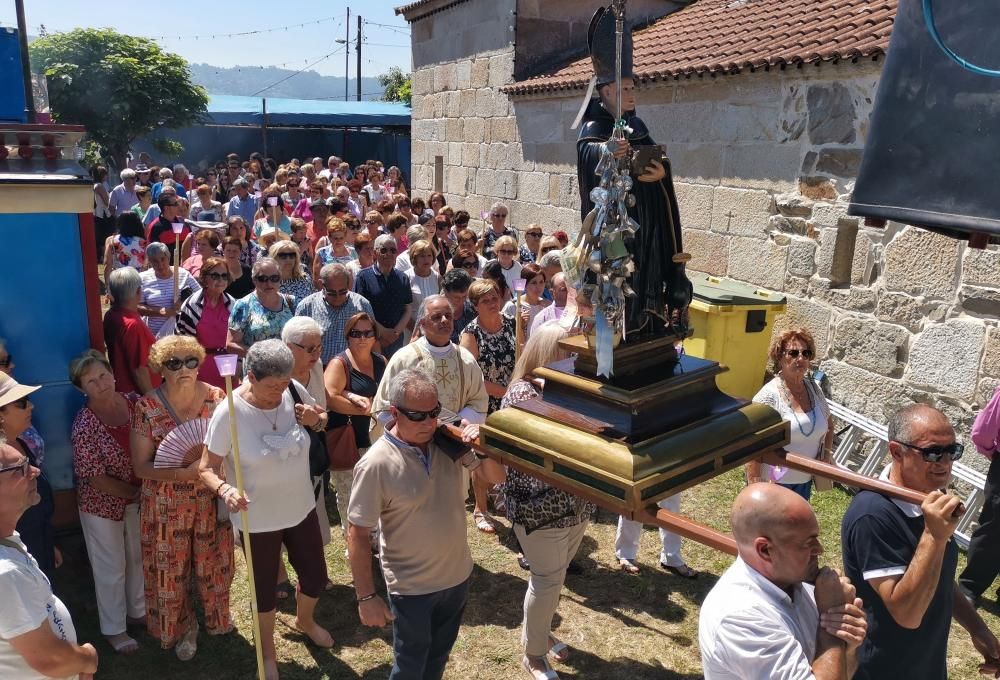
[0,0,412,81]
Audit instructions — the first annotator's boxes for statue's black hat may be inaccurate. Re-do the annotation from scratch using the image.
[588,5,633,86]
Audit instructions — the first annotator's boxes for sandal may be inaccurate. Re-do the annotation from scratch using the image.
[474,510,496,534]
[619,558,640,575]
[175,621,198,661]
[547,636,570,663]
[661,562,699,579]
[522,655,560,680]
[275,580,296,601]
[106,633,139,655]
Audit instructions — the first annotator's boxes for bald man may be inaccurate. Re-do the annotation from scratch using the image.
[0,443,98,679]
[841,404,1000,679]
[699,483,866,679]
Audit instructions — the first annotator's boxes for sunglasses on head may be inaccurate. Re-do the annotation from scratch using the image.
[163,356,200,372]
[784,348,814,359]
[395,401,442,422]
[204,271,230,282]
[894,440,965,463]
[348,329,376,339]
[291,341,321,354]
[0,455,30,477]
[255,274,281,284]
[0,354,12,368]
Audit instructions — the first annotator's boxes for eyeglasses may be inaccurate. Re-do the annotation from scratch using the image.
[205,271,230,282]
[162,356,200,372]
[498,249,516,255]
[526,231,543,238]
[461,261,478,269]
[378,248,397,254]
[894,440,965,463]
[255,274,281,284]
[292,342,321,354]
[4,397,30,410]
[395,401,442,422]
[784,349,814,359]
[276,252,297,260]
[491,212,507,218]
[0,354,12,368]
[0,455,30,477]
[324,288,348,297]
[348,329,376,339]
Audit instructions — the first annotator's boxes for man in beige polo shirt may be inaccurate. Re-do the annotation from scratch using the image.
[348,369,504,680]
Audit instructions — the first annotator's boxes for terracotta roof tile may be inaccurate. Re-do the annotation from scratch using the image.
[504,0,896,95]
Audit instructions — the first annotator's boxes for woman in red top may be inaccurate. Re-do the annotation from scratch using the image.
[103,267,159,395]
[70,350,145,655]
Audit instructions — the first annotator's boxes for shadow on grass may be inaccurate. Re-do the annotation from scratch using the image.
[557,646,704,680]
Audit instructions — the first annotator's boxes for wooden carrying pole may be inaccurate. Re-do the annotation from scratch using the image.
[223,373,266,680]
[444,426,945,558]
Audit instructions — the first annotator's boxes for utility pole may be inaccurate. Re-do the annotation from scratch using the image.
[356,15,362,101]
[14,0,35,123]
[344,7,350,102]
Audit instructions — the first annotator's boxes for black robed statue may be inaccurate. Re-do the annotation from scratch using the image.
[575,5,692,338]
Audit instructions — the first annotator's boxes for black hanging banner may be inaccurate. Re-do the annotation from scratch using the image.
[848,0,1000,244]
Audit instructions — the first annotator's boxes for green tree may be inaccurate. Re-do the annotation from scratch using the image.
[378,66,412,106]
[30,28,208,172]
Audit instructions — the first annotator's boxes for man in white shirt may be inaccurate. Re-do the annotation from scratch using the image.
[699,483,867,680]
[0,442,98,680]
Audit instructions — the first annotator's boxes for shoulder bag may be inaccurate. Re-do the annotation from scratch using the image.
[325,356,361,471]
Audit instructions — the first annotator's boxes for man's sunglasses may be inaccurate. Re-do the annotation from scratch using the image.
[163,356,200,372]
[348,329,376,339]
[378,248,397,254]
[894,440,965,463]
[491,213,507,218]
[324,288,349,297]
[255,274,281,283]
[0,455,30,477]
[204,271,230,282]
[784,349,814,359]
[395,402,442,422]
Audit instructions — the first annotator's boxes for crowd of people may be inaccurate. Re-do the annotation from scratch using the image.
[0,151,995,680]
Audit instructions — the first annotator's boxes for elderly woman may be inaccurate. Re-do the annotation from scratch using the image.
[749,328,833,500]
[176,257,236,389]
[69,350,144,654]
[181,229,221,278]
[138,242,201,337]
[226,215,258,270]
[222,236,254,299]
[406,240,441,319]
[313,218,357,278]
[0,373,58,577]
[482,201,513,260]
[104,267,159,394]
[130,185,153,221]
[489,235,523,294]
[323,312,386,543]
[130,336,233,660]
[228,257,296,354]
[189,184,222,221]
[103,211,148,290]
[201,340,332,680]
[270,240,314,309]
[363,210,384,240]
[498,324,595,680]
[460,279,516,534]
[347,231,374,284]
[519,224,543,264]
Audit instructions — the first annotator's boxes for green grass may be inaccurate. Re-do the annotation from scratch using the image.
[52,469,996,679]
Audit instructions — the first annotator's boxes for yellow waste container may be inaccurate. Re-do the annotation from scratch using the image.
[684,273,786,400]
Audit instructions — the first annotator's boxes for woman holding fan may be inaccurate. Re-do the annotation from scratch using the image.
[130,336,234,661]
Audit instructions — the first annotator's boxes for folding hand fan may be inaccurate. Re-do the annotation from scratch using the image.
[154,418,211,469]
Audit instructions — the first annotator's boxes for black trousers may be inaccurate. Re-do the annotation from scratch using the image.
[960,455,1000,598]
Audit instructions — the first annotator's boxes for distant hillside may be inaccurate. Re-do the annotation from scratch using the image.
[189,63,386,102]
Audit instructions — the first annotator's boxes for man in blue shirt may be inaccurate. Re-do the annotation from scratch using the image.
[295,263,375,365]
[353,234,412,358]
[225,178,258,226]
[841,404,1000,679]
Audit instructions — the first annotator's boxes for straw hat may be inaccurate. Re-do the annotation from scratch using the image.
[0,373,40,409]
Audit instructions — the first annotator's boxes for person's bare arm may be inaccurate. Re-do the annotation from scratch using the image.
[953,584,1000,666]
[130,429,199,483]
[348,522,394,627]
[868,491,960,629]
[459,332,479,360]
[88,474,140,500]
[226,328,248,356]
[131,366,153,396]
[103,240,115,291]
[180,233,194,260]
[394,303,413,336]
[476,457,507,486]
[9,621,98,678]
[323,359,369,415]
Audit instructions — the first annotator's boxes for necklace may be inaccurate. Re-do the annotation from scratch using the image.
[779,374,816,437]
[245,392,281,430]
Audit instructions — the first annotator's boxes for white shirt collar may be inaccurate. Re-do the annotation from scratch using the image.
[418,337,455,357]
[733,556,806,607]
[878,463,923,518]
